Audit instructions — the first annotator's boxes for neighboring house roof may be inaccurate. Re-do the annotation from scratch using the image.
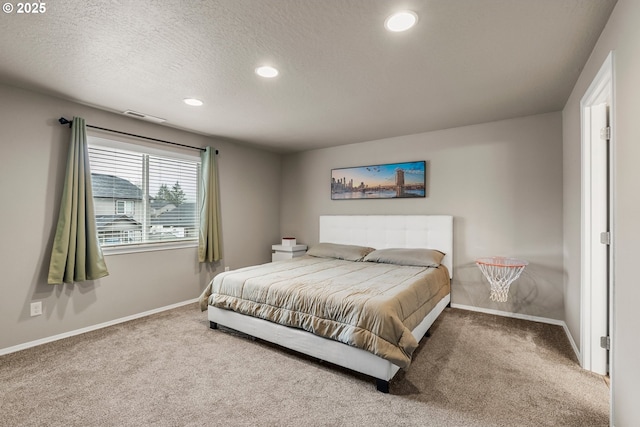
[150,203,197,226]
[150,200,176,217]
[95,215,141,232]
[91,173,143,200]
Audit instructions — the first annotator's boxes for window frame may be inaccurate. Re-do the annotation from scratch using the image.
[87,134,201,256]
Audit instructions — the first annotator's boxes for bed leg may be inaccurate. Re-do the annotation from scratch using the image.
[425,329,431,338]
[376,379,390,393]
[209,321,218,329]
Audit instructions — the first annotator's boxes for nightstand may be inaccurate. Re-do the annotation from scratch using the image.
[272,244,307,261]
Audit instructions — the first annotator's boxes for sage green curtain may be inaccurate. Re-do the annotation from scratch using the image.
[47,117,109,284]
[199,146,222,262]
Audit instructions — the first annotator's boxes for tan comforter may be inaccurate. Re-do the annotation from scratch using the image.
[199,256,450,368]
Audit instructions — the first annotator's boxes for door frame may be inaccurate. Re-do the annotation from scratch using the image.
[580,50,614,378]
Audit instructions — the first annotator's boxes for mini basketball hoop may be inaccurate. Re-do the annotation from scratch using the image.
[476,257,528,302]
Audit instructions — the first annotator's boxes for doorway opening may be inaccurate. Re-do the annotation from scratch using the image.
[580,51,614,381]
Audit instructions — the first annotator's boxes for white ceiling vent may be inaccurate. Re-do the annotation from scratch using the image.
[122,110,166,123]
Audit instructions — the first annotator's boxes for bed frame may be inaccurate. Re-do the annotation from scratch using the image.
[208,215,453,392]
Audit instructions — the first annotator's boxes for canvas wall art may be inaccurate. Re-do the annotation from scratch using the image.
[331,161,426,200]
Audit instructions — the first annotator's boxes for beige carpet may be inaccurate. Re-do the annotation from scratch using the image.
[0,305,609,426]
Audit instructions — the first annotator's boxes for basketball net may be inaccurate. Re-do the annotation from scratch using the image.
[476,257,528,302]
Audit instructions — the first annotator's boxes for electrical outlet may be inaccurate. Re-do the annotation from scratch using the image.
[224,266,230,272]
[30,302,42,317]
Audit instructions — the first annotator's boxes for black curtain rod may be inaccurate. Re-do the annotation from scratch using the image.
[58,117,218,155]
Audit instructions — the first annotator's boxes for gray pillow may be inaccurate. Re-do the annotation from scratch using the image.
[307,243,375,261]
[363,248,445,267]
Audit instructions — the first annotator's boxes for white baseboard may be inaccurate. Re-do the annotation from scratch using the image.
[561,322,581,365]
[450,303,581,362]
[0,298,198,357]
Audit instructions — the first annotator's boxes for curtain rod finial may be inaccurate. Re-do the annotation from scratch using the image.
[58,117,72,127]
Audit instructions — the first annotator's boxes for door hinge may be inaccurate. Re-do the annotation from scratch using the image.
[600,336,611,351]
[600,126,611,140]
[600,231,611,245]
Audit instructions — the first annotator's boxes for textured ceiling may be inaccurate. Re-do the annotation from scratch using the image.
[0,0,616,152]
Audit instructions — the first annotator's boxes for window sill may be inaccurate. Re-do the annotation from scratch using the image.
[102,241,198,256]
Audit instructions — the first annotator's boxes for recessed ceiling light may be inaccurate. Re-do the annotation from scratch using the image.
[385,11,418,32]
[183,98,203,106]
[255,66,279,78]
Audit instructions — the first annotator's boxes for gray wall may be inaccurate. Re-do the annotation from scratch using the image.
[0,83,281,351]
[281,112,564,320]
[562,0,640,424]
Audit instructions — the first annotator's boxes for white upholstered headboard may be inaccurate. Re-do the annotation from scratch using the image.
[319,215,453,278]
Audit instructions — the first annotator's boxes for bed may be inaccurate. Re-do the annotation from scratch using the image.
[200,215,453,392]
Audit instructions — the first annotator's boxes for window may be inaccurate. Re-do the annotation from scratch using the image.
[116,200,134,215]
[88,136,201,251]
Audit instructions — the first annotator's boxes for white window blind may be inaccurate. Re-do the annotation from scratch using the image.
[87,138,200,249]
